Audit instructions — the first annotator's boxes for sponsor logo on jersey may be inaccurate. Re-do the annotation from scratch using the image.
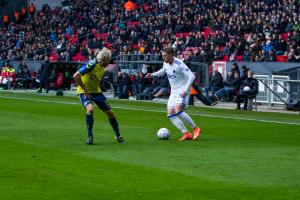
[174,59,181,65]
[168,73,177,79]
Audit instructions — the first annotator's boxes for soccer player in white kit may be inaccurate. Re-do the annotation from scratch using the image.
[147,47,201,140]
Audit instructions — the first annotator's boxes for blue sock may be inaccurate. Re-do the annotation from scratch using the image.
[86,114,93,137]
[109,117,120,137]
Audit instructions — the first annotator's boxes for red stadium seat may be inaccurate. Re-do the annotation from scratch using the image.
[50,53,59,61]
[131,43,138,49]
[183,32,190,37]
[276,55,288,62]
[235,55,244,61]
[99,33,108,41]
[282,33,289,41]
[203,26,211,33]
[175,33,183,38]
[223,55,229,61]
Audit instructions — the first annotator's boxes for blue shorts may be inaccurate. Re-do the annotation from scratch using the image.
[79,93,111,111]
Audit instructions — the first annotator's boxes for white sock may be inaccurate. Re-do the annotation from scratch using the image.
[177,111,196,128]
[168,115,188,133]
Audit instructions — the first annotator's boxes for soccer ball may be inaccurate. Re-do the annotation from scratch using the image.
[243,86,250,92]
[157,128,170,140]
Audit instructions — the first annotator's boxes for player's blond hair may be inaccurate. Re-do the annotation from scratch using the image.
[96,47,111,62]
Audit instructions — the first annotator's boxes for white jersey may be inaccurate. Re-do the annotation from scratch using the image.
[152,57,195,92]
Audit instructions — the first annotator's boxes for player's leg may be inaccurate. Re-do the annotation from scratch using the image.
[236,93,244,110]
[93,93,125,143]
[167,94,191,140]
[175,94,201,140]
[85,103,94,144]
[103,109,125,143]
[79,94,94,144]
[243,96,249,110]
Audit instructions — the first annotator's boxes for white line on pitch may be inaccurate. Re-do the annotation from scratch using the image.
[1,95,300,126]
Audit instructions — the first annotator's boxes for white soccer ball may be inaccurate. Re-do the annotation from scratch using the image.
[243,86,250,92]
[157,128,170,140]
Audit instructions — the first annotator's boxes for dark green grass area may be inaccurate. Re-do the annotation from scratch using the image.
[0,92,299,200]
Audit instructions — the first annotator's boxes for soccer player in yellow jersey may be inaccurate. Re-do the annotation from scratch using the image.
[73,48,125,145]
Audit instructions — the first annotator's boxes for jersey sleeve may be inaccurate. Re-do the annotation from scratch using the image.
[180,62,195,91]
[78,59,97,75]
[152,64,166,77]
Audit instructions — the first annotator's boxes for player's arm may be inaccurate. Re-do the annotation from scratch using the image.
[180,63,195,97]
[73,71,90,98]
[73,60,96,98]
[146,66,166,78]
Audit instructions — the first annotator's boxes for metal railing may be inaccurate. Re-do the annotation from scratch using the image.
[255,75,300,106]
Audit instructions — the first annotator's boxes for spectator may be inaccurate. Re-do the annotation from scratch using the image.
[37,56,52,93]
[240,65,249,81]
[29,2,36,16]
[231,63,240,75]
[16,67,32,89]
[133,71,146,97]
[117,72,131,99]
[0,0,300,65]
[151,74,169,99]
[236,70,259,110]
[215,71,242,102]
[0,63,16,89]
[205,69,224,97]
[124,0,135,12]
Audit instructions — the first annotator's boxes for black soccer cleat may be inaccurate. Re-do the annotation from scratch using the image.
[86,136,93,145]
[115,136,125,144]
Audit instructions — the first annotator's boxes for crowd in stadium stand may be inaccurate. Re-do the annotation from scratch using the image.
[0,0,299,65]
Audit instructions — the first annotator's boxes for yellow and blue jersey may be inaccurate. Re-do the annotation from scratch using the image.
[77,59,105,94]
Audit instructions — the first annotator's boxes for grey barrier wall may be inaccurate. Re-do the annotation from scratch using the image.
[115,54,209,87]
[11,61,43,72]
[226,62,300,77]
[11,61,83,72]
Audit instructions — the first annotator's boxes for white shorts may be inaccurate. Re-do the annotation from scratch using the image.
[167,90,190,108]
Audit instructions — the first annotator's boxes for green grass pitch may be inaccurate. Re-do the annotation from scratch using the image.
[0,91,299,200]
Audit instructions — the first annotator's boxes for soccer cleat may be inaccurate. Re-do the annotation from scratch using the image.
[86,136,93,145]
[115,136,125,144]
[193,127,201,140]
[179,132,193,141]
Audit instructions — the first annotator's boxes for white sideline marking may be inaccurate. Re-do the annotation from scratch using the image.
[1,95,300,126]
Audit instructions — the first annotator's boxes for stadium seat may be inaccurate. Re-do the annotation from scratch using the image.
[282,33,289,41]
[219,46,225,51]
[276,55,288,62]
[235,55,244,61]
[50,53,59,61]
[203,26,211,32]
[131,43,138,49]
[183,32,190,37]
[223,55,229,61]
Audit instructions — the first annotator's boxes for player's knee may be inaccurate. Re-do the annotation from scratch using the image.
[86,107,93,115]
[106,110,114,118]
[167,113,176,119]
[176,111,183,116]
